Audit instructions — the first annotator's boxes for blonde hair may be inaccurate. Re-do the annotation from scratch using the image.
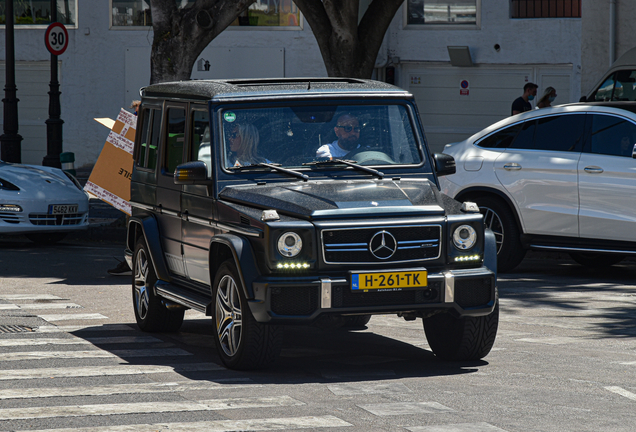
[538,87,556,105]
[234,123,261,163]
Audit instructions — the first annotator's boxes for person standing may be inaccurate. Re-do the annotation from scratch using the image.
[536,87,557,109]
[511,83,538,115]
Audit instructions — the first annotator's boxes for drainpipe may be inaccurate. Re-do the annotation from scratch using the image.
[609,0,616,65]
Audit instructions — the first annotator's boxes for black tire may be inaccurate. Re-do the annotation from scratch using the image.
[25,233,67,245]
[132,237,184,332]
[569,252,625,268]
[423,290,499,361]
[342,314,372,328]
[473,195,526,272]
[212,260,283,370]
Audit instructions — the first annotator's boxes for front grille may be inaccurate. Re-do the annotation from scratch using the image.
[454,277,493,309]
[0,212,20,224]
[332,280,442,308]
[29,213,86,226]
[322,225,441,264]
[270,285,318,316]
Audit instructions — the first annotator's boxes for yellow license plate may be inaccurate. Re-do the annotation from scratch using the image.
[351,270,427,291]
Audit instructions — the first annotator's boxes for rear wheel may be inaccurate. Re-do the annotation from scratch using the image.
[132,238,184,332]
[423,290,499,361]
[26,233,67,245]
[213,260,282,370]
[472,196,526,272]
[569,252,625,268]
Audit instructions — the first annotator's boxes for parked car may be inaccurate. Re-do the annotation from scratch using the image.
[440,104,636,272]
[0,160,89,244]
[124,77,499,370]
[581,46,636,102]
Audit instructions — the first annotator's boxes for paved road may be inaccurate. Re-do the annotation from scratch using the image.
[0,236,635,432]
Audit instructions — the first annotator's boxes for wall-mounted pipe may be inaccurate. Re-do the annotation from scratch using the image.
[609,0,616,65]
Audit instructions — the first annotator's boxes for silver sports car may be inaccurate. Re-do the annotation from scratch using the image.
[0,160,89,244]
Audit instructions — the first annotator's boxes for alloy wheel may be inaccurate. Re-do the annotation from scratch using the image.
[481,206,504,254]
[216,274,243,357]
[133,248,150,320]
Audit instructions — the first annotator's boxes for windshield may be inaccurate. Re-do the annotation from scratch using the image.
[220,104,424,171]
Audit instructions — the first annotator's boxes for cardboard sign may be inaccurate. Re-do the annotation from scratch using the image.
[84,108,136,215]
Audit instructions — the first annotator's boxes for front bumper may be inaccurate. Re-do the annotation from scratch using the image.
[249,266,496,323]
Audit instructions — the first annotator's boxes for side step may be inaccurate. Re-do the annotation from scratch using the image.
[155,281,211,314]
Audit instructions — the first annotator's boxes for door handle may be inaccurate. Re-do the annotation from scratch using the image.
[584,166,604,174]
[503,163,522,171]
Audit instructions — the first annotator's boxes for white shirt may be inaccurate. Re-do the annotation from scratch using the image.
[316,140,359,159]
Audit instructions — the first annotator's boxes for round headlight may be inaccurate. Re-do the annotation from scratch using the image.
[453,225,477,250]
[278,232,302,257]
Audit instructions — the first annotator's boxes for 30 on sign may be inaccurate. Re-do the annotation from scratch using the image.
[45,22,69,56]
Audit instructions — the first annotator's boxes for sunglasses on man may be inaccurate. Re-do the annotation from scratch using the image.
[336,125,361,133]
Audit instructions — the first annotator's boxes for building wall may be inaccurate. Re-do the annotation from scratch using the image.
[581,0,636,96]
[1,1,584,166]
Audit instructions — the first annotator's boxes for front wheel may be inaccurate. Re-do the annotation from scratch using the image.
[423,291,499,361]
[132,237,184,332]
[212,260,282,370]
[473,196,526,272]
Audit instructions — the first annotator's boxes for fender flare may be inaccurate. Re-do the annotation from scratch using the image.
[483,227,498,279]
[127,215,170,281]
[209,234,260,299]
[455,186,524,233]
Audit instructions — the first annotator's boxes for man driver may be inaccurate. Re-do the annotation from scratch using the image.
[316,113,361,159]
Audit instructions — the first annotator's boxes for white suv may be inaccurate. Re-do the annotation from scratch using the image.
[440,104,636,272]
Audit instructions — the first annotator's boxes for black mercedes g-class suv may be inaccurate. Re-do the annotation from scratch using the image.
[124,78,498,370]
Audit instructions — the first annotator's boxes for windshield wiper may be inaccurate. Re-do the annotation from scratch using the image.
[303,159,384,179]
[229,162,309,181]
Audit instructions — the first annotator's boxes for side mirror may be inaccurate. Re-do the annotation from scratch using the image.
[433,153,456,177]
[174,161,211,184]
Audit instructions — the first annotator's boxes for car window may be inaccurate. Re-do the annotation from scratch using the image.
[612,70,636,101]
[190,110,211,176]
[476,123,522,149]
[509,120,536,150]
[219,104,424,170]
[593,74,616,101]
[589,114,636,157]
[533,114,586,152]
[136,108,160,170]
[165,108,186,174]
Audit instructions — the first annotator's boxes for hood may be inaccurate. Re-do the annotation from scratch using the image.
[219,179,447,220]
[0,162,84,198]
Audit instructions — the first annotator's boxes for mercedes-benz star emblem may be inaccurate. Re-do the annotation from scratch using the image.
[369,230,397,260]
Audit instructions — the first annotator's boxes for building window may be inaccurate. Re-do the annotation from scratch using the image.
[111,0,301,28]
[511,0,581,18]
[0,0,76,26]
[407,0,478,25]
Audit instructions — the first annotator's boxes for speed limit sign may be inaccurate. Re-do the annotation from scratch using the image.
[45,22,68,56]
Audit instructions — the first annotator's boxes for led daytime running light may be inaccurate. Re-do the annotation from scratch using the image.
[0,204,22,212]
[276,262,311,270]
[454,255,481,262]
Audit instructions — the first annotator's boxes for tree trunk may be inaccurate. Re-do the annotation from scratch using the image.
[294,0,404,79]
[149,0,256,84]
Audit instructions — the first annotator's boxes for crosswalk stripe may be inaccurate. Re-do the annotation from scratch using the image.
[407,422,509,431]
[0,294,63,300]
[0,348,192,361]
[328,382,412,396]
[36,324,135,332]
[0,396,304,420]
[13,303,83,310]
[0,336,163,347]
[8,415,352,432]
[0,379,257,400]
[36,313,108,322]
[605,386,636,401]
[0,362,223,380]
[358,401,454,416]
[0,304,20,310]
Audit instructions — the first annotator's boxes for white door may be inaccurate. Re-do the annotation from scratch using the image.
[578,113,636,242]
[494,113,584,236]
